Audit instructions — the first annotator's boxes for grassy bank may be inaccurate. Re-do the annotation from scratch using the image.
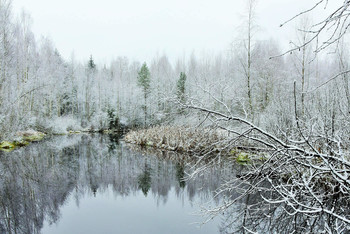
[125,126,226,152]
[0,130,46,152]
[124,126,266,163]
[0,127,126,153]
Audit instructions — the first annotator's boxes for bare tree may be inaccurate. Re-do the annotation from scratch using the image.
[280,0,350,55]
[235,0,259,119]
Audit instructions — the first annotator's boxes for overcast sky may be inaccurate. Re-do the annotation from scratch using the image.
[11,0,340,64]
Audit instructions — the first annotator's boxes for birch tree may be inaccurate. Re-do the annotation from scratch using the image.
[239,0,258,118]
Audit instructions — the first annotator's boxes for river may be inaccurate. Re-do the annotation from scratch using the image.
[1,133,345,233]
[0,134,236,234]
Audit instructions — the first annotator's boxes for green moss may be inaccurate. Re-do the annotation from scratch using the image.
[230,148,237,155]
[259,156,267,161]
[13,140,29,147]
[23,133,45,142]
[69,130,82,134]
[0,131,46,152]
[236,152,251,164]
[0,141,15,149]
[0,141,16,152]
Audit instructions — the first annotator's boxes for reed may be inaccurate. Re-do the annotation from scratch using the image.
[124,126,231,156]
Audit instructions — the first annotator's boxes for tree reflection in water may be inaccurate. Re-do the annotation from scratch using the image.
[175,163,186,189]
[138,162,152,196]
[0,134,225,233]
[218,188,349,233]
[0,134,346,234]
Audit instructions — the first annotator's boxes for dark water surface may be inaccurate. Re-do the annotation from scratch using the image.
[0,134,232,234]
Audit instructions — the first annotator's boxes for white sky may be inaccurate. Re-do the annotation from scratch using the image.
[11,0,341,64]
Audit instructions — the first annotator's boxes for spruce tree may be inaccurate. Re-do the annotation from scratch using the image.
[88,55,96,70]
[137,63,151,125]
[176,72,186,103]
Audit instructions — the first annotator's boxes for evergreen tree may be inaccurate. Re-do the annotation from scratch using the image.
[88,55,96,70]
[176,72,186,103]
[137,62,151,125]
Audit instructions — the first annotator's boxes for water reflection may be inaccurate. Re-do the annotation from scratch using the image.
[138,162,152,196]
[218,189,348,234]
[0,134,228,234]
[175,163,186,189]
[1,134,341,234]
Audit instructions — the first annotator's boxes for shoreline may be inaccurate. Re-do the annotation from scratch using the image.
[0,128,125,152]
[124,126,268,164]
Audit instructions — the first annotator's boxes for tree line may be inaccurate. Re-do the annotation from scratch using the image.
[0,0,349,149]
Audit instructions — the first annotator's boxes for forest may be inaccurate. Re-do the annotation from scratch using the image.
[0,0,345,139]
[1,0,350,232]
[0,0,347,140]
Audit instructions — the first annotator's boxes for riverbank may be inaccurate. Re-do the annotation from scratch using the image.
[0,125,261,164]
[0,128,125,152]
[0,129,46,152]
[124,126,267,163]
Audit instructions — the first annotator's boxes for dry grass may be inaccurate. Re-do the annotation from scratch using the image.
[124,126,230,156]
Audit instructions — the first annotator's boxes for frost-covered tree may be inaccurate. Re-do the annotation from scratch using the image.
[251,39,283,111]
[84,55,96,123]
[236,0,258,118]
[176,72,186,103]
[137,62,151,126]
